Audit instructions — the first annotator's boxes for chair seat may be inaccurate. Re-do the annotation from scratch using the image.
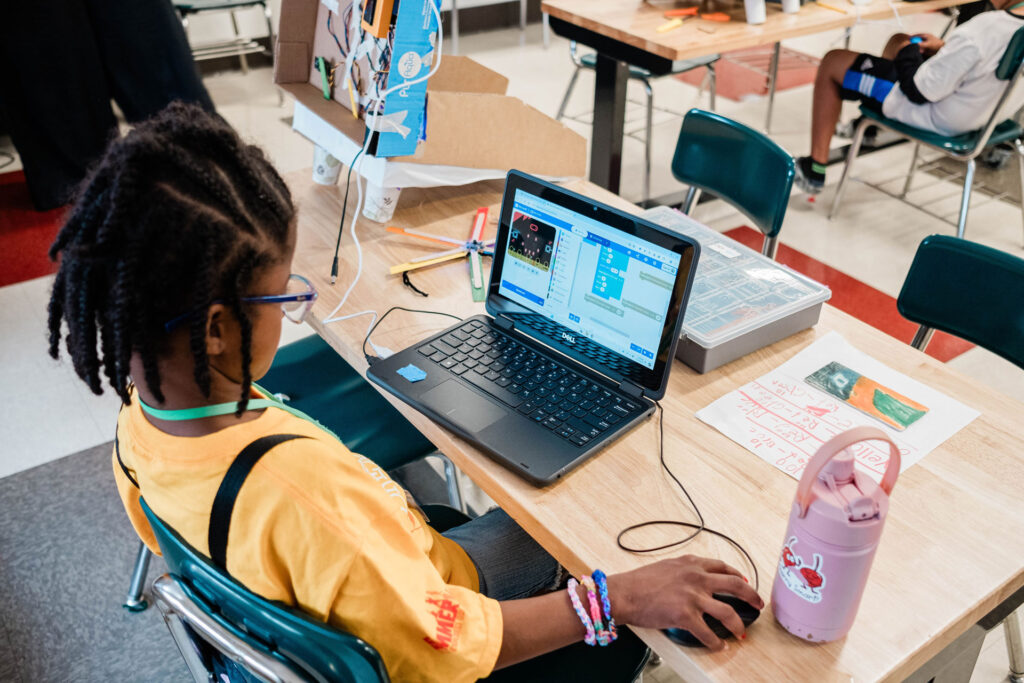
[173,0,266,12]
[580,52,719,79]
[260,335,435,470]
[860,106,1024,153]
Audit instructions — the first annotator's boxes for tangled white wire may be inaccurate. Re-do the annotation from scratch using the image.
[323,0,444,329]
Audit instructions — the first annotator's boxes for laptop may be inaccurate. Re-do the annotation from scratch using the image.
[367,171,700,485]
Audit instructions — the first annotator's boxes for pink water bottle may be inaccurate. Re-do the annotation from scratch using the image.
[771,426,901,642]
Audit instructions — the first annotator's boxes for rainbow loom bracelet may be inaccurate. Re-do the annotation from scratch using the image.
[567,578,597,646]
[580,574,611,646]
[592,570,618,639]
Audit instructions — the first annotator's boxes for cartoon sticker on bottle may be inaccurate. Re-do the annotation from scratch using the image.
[778,536,826,603]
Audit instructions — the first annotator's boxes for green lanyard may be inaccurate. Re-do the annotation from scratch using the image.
[1011,1,1024,10]
[136,384,341,442]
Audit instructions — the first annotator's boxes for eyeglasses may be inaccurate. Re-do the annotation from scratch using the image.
[164,274,319,332]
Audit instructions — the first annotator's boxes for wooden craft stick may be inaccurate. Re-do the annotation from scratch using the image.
[815,1,848,12]
[657,17,685,32]
[664,7,699,16]
[386,226,464,247]
[389,251,467,275]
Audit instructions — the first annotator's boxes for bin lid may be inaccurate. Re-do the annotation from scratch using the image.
[642,206,831,349]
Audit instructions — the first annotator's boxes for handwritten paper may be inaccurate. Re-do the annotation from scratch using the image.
[696,332,980,481]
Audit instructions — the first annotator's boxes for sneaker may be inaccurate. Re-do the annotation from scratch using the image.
[794,156,826,195]
[980,142,1013,170]
[836,117,879,146]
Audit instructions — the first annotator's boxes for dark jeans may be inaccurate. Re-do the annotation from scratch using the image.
[0,0,214,209]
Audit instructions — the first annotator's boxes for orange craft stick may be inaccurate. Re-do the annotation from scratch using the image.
[701,11,732,21]
[664,7,699,16]
[385,226,459,247]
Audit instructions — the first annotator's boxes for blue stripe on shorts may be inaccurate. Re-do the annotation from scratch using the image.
[842,69,895,104]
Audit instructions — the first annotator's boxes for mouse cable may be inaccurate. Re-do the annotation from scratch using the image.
[331,147,364,284]
[616,401,761,592]
[362,305,462,366]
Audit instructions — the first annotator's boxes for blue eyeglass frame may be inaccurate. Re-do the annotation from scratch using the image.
[164,274,319,332]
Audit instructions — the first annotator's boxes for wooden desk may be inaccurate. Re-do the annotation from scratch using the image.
[540,0,965,194]
[288,170,1024,682]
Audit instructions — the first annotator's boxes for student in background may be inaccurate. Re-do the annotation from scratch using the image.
[795,0,1024,194]
[0,0,213,210]
[46,103,763,682]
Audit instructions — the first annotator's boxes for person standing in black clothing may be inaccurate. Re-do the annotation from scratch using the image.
[0,0,215,210]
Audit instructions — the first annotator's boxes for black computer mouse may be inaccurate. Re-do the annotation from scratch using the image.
[663,593,761,647]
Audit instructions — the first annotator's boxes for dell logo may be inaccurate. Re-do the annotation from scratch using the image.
[561,332,576,344]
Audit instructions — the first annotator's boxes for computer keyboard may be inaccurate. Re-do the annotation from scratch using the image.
[416,319,644,447]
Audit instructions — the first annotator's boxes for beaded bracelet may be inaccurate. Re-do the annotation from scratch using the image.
[567,578,596,646]
[592,570,618,640]
[579,574,611,646]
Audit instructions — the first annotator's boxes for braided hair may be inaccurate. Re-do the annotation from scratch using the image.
[47,101,295,414]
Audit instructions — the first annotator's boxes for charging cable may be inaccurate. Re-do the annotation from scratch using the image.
[324,0,445,328]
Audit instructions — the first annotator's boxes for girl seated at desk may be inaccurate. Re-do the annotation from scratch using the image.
[46,102,763,682]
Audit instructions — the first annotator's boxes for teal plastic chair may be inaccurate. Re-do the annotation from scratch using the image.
[125,335,463,612]
[897,235,1024,368]
[830,27,1024,243]
[142,497,391,682]
[896,234,1024,681]
[671,109,795,260]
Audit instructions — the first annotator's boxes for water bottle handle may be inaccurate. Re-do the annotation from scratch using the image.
[796,426,901,518]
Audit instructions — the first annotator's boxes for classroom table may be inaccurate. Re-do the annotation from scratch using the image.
[540,0,966,194]
[287,169,1024,682]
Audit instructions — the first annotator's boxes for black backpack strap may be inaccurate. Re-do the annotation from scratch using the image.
[208,434,307,571]
[114,431,140,489]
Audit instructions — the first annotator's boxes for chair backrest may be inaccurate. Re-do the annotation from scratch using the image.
[671,109,795,241]
[141,498,390,683]
[966,26,1024,153]
[897,235,1024,369]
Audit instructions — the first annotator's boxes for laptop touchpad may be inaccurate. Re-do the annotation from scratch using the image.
[421,380,507,432]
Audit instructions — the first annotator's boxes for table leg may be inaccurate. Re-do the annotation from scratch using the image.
[591,54,629,193]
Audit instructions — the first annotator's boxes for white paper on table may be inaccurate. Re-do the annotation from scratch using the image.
[695,332,981,481]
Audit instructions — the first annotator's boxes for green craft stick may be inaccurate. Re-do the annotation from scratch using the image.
[316,58,331,99]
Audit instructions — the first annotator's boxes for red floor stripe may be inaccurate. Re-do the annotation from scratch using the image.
[0,171,65,288]
[724,226,974,363]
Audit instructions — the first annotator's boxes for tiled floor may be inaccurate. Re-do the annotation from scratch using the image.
[1,11,1020,681]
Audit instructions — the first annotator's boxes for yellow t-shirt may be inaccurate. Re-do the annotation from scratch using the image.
[113,388,503,682]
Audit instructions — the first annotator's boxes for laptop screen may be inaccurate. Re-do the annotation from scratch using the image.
[488,171,699,399]
[498,190,681,370]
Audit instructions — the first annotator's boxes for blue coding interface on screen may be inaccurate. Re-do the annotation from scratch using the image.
[498,189,681,370]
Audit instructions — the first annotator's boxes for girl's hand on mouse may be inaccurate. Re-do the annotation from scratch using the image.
[606,555,764,650]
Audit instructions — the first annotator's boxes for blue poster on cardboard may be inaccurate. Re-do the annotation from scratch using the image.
[373,0,440,157]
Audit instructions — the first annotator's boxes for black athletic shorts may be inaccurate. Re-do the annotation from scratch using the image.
[839,53,898,112]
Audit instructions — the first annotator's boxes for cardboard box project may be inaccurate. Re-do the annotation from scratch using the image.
[274,0,586,183]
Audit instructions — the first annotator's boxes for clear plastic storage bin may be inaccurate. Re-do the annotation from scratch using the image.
[643,206,832,373]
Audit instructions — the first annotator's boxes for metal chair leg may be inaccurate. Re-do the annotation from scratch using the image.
[229,10,249,74]
[765,42,781,133]
[520,0,527,31]
[436,454,468,514]
[707,63,717,112]
[762,234,780,260]
[451,0,459,55]
[1005,606,1024,683]
[556,66,582,121]
[1015,138,1024,247]
[124,541,153,612]
[940,7,960,38]
[956,159,975,239]
[683,187,702,213]
[901,143,920,199]
[642,77,653,205]
[910,324,935,351]
[263,3,284,107]
[829,117,870,220]
[542,12,551,49]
